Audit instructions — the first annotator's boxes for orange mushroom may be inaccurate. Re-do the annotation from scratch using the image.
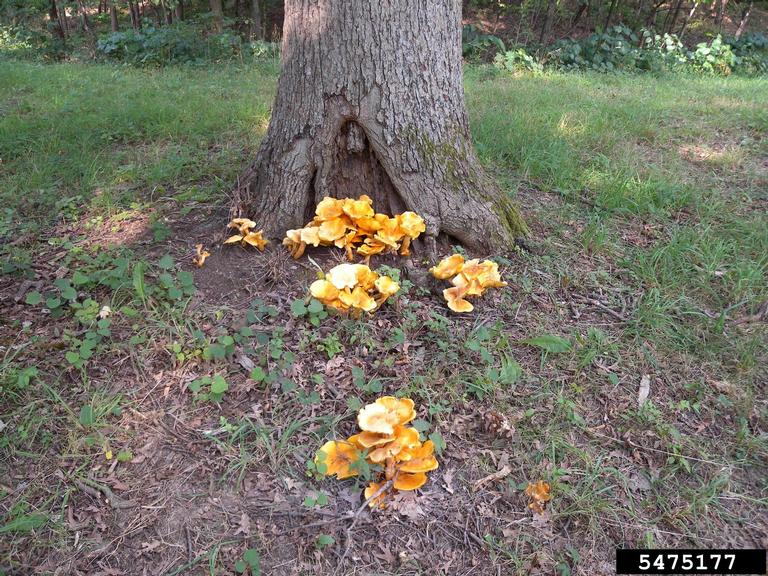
[398,440,439,473]
[315,440,362,479]
[338,286,377,312]
[393,472,427,491]
[193,244,210,267]
[315,197,345,220]
[348,431,395,449]
[309,279,340,304]
[430,254,465,280]
[364,481,389,508]
[367,426,420,463]
[342,196,375,220]
[318,217,349,242]
[443,286,474,313]
[242,230,269,251]
[525,480,552,514]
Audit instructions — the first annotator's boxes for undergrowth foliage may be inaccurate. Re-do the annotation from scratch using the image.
[492,28,768,76]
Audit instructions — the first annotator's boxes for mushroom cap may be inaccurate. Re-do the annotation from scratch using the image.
[326,263,363,290]
[339,286,377,312]
[315,197,345,221]
[430,254,465,280]
[243,230,268,250]
[524,480,551,503]
[358,401,403,435]
[476,260,507,288]
[357,238,387,257]
[310,279,339,304]
[397,212,426,238]
[443,286,474,313]
[228,218,257,235]
[398,440,439,473]
[224,234,244,244]
[299,226,321,247]
[355,266,379,291]
[283,228,302,244]
[452,273,484,297]
[374,217,404,247]
[318,217,349,242]
[342,197,375,220]
[393,472,427,491]
[315,440,361,479]
[374,276,400,297]
[367,425,420,463]
[348,431,394,449]
[375,396,416,425]
[355,216,383,233]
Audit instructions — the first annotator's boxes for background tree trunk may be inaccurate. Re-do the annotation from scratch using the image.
[232,0,525,253]
[735,0,753,38]
[49,0,66,39]
[109,0,119,31]
[678,0,700,38]
[210,0,224,32]
[250,0,263,40]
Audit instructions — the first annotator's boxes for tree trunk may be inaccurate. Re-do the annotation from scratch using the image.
[604,0,618,29]
[539,0,555,44]
[129,1,140,29]
[667,0,684,33]
[175,1,184,21]
[735,0,753,38]
[49,0,66,39]
[109,0,119,31]
[716,0,728,26]
[210,0,224,32]
[250,0,263,40]
[678,0,700,38]
[233,0,525,253]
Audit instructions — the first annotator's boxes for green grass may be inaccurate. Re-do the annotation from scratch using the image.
[1,61,766,574]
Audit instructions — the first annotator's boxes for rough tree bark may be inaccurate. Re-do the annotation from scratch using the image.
[735,0,753,38]
[232,0,525,254]
[250,0,263,40]
[210,0,224,32]
[109,0,119,31]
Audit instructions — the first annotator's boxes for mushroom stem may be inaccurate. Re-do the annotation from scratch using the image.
[399,236,411,256]
[385,456,396,481]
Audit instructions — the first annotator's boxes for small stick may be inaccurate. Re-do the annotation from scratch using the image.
[76,478,135,509]
[334,479,394,575]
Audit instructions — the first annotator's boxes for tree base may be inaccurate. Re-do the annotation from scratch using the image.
[231,0,527,255]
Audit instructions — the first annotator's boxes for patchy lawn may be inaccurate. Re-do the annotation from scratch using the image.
[1,61,766,575]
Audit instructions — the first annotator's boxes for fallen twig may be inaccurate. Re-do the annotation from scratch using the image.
[334,479,395,575]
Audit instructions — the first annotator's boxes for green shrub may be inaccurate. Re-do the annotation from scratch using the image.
[96,24,278,66]
[690,35,737,75]
[493,47,543,74]
[549,25,643,72]
[462,24,505,61]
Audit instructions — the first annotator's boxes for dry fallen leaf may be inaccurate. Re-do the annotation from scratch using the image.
[234,511,251,536]
[473,464,512,490]
[637,374,651,406]
[389,490,425,521]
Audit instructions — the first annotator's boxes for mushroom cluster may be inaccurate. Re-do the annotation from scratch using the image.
[283,196,426,261]
[429,254,507,313]
[224,218,269,251]
[315,396,439,508]
[310,263,400,316]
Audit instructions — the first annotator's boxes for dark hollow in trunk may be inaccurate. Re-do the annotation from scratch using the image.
[232,0,525,254]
